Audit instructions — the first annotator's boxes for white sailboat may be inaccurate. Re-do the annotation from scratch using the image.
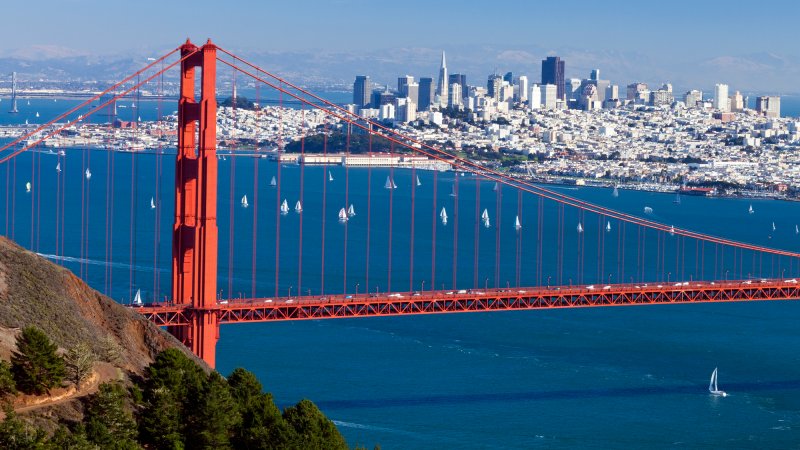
[514,215,522,231]
[612,186,619,197]
[85,168,92,180]
[133,289,143,306]
[338,207,348,222]
[280,199,289,215]
[795,225,799,235]
[481,209,490,228]
[384,175,397,189]
[606,221,611,232]
[35,112,39,118]
[295,200,302,214]
[416,175,421,187]
[329,171,334,182]
[25,181,31,193]
[772,222,776,232]
[150,197,156,209]
[55,162,61,173]
[493,182,499,191]
[643,206,652,214]
[576,222,583,233]
[347,204,356,217]
[270,176,276,187]
[241,195,249,208]
[748,204,754,214]
[440,207,448,225]
[669,225,675,236]
[708,367,728,397]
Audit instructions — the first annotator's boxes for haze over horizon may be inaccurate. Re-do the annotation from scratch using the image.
[1,0,799,93]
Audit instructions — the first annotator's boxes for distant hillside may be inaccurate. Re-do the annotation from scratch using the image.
[0,236,204,374]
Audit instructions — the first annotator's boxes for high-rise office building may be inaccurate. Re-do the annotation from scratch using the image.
[713,84,729,112]
[542,84,558,110]
[397,75,413,96]
[529,84,541,109]
[436,51,448,108]
[756,96,781,118]
[684,90,703,108]
[353,75,371,108]
[487,74,502,101]
[541,56,565,99]
[590,69,600,81]
[448,73,467,99]
[606,85,619,100]
[503,71,513,84]
[448,83,463,108]
[627,83,649,103]
[517,75,529,103]
[418,77,434,110]
[729,91,744,112]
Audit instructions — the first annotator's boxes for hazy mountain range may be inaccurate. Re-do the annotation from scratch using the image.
[0,44,797,96]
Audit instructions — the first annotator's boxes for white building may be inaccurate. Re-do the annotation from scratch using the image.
[517,76,529,103]
[713,84,729,112]
[529,84,541,110]
[448,83,463,108]
[542,84,558,110]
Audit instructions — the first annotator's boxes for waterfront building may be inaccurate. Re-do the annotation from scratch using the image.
[713,84,729,112]
[418,77,434,110]
[436,51,448,108]
[353,75,371,109]
[541,56,565,99]
[756,96,781,118]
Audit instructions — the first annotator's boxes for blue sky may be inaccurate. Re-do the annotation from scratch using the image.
[1,0,799,91]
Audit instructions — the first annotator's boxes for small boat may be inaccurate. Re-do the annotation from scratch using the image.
[708,367,727,397]
[772,222,776,232]
[493,182,499,191]
[796,225,799,235]
[606,221,611,232]
[481,208,490,228]
[440,207,448,225]
[25,181,31,193]
[241,195,249,208]
[748,204,754,214]
[35,112,39,118]
[150,197,156,209]
[280,199,289,215]
[669,225,675,236]
[338,207,348,222]
[133,289,143,306]
[514,215,522,231]
[85,168,92,180]
[416,175,422,187]
[295,200,302,214]
[347,204,356,217]
[55,162,61,173]
[449,184,457,197]
[329,171,334,182]
[384,175,397,190]
[612,186,619,197]
[576,222,583,233]
[270,176,276,187]
[643,206,653,214]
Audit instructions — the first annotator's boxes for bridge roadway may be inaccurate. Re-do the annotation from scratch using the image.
[135,279,800,327]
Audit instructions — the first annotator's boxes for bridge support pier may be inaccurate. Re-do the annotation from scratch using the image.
[171,39,219,367]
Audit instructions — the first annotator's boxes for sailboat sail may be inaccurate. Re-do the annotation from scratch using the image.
[25,182,31,193]
[295,200,302,213]
[270,176,276,187]
[241,195,249,208]
[481,209,490,228]
[56,162,61,173]
[515,215,521,231]
[670,225,675,236]
[576,223,583,233]
[748,204,754,214]
[133,289,142,306]
[347,204,356,216]
[338,207,348,222]
[150,197,156,209]
[280,199,289,215]
[612,186,619,197]
[385,176,397,189]
[709,368,717,392]
[440,207,448,225]
[329,171,334,182]
[773,222,776,232]
[85,168,92,180]
[416,175,421,187]
[606,221,611,232]
[493,182,499,191]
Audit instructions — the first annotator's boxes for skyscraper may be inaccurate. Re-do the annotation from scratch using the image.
[541,56,565,99]
[397,75,413,96]
[756,96,780,118]
[542,84,558,110]
[448,73,467,99]
[517,76,529,103]
[418,77,434,110]
[713,84,729,112]
[353,75,371,109]
[503,71,513,84]
[436,51,448,108]
[448,83,462,108]
[487,74,502,101]
[529,84,541,109]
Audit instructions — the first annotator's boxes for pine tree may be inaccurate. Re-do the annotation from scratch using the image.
[140,387,184,450]
[228,368,295,449]
[84,382,139,449]
[283,399,348,450]
[10,326,66,395]
[186,372,241,450]
[0,407,47,449]
[0,360,16,396]
[64,342,95,386]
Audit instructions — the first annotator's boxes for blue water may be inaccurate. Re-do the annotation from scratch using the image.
[3,105,800,447]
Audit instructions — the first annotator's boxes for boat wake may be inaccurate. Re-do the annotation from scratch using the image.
[37,253,168,273]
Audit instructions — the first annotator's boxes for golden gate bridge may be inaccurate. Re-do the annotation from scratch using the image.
[1,39,799,368]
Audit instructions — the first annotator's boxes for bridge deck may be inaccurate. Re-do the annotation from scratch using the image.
[135,279,800,327]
